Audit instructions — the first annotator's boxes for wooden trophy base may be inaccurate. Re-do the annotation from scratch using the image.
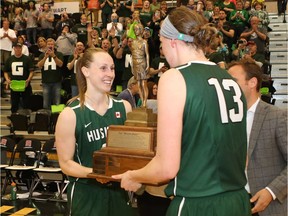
[88,108,159,184]
[125,108,157,127]
[88,147,155,182]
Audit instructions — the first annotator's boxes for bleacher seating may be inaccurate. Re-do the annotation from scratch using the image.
[268,13,288,109]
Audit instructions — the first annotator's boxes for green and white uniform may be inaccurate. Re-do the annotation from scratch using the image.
[165,61,251,216]
[67,97,136,216]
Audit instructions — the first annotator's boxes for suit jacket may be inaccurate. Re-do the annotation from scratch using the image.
[247,100,287,216]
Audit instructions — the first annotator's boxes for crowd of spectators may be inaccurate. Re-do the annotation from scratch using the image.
[1,0,284,110]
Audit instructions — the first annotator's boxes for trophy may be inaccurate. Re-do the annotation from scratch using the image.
[87,110,157,182]
[88,23,159,183]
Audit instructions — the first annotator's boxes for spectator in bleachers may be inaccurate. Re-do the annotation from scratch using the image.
[242,40,265,67]
[217,9,235,52]
[140,0,153,27]
[150,0,160,12]
[55,12,74,37]
[203,1,214,21]
[37,36,47,53]
[99,0,114,28]
[205,33,226,69]
[4,42,34,113]
[109,35,124,90]
[67,41,85,97]
[115,37,133,89]
[55,25,77,79]
[149,43,169,84]
[0,20,17,72]
[186,0,196,10]
[229,1,249,39]
[147,81,157,99]
[11,35,29,56]
[219,0,235,17]
[1,1,14,21]
[159,0,168,19]
[240,15,267,54]
[131,10,141,23]
[1,3,9,20]
[13,7,25,36]
[23,0,39,45]
[195,0,205,15]
[210,5,220,23]
[37,38,63,109]
[115,0,133,20]
[146,9,161,54]
[232,37,248,60]
[107,13,123,37]
[87,25,101,48]
[249,1,269,31]
[101,38,112,52]
[38,3,54,39]
[71,14,88,45]
[243,0,252,11]
[143,26,156,62]
[87,0,100,26]
[122,17,132,35]
[100,27,109,40]
[21,35,31,48]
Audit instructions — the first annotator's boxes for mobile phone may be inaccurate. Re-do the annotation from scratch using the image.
[244,47,250,54]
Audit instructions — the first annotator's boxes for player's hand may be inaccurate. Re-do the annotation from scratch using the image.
[250,188,273,214]
[112,171,142,192]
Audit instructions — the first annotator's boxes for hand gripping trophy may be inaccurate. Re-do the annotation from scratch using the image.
[131,23,150,108]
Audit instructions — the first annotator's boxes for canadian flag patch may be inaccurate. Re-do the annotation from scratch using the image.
[115,112,121,118]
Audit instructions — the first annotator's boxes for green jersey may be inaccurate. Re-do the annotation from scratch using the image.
[165,61,247,198]
[66,97,137,216]
[68,96,127,184]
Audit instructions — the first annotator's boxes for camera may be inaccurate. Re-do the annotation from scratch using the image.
[237,40,244,44]
[244,47,250,54]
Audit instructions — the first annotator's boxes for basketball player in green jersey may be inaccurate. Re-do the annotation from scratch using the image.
[55,48,137,216]
[113,7,251,216]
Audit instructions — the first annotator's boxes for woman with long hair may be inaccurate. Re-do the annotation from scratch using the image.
[55,48,136,216]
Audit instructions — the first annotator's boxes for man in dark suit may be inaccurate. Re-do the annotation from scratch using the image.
[228,59,287,216]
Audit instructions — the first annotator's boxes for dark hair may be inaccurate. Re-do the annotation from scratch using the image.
[27,1,36,10]
[168,6,217,50]
[147,81,157,99]
[228,59,263,91]
[62,24,70,32]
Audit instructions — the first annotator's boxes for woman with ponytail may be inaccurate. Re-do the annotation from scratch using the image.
[55,48,136,216]
[114,6,251,216]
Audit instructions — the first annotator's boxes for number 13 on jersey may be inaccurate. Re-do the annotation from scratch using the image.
[208,78,244,124]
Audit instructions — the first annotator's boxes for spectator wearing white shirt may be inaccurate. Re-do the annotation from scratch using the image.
[107,13,123,37]
[0,20,17,71]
